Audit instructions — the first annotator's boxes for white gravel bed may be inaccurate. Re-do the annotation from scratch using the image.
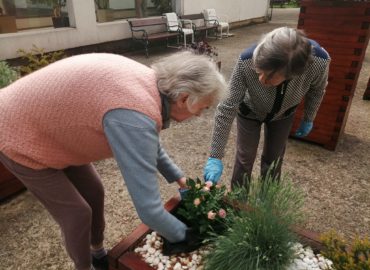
[134,232,335,270]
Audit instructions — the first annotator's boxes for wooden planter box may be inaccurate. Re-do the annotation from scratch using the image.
[364,76,370,100]
[0,15,17,33]
[290,0,370,150]
[108,196,324,270]
[0,163,25,201]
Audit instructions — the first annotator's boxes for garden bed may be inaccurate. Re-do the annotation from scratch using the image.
[108,196,331,270]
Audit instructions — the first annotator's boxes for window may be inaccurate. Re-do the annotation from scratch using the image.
[0,0,69,31]
[95,0,173,23]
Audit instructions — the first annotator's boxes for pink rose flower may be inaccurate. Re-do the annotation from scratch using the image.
[202,186,210,192]
[193,198,201,206]
[207,211,216,220]
[218,208,227,218]
[205,181,213,188]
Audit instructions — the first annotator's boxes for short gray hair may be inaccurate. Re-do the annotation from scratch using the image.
[151,51,226,105]
[253,27,312,78]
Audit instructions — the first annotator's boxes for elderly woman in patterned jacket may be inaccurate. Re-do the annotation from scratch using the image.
[0,52,226,270]
[203,27,330,187]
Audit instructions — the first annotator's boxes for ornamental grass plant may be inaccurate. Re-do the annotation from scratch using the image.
[204,173,306,270]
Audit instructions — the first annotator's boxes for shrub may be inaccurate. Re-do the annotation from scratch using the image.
[188,41,218,62]
[176,178,233,238]
[320,230,370,270]
[204,174,305,270]
[17,44,65,76]
[0,61,18,88]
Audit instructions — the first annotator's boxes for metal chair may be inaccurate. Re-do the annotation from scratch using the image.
[203,8,230,39]
[164,12,194,47]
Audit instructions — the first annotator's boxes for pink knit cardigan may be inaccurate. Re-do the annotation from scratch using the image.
[0,53,162,169]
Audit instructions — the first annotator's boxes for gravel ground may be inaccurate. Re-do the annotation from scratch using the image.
[1,8,369,270]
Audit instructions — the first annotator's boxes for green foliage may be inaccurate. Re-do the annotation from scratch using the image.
[176,178,233,238]
[320,231,370,270]
[17,45,65,76]
[204,175,305,270]
[271,0,300,8]
[27,0,66,17]
[95,0,109,9]
[150,0,172,13]
[188,41,218,61]
[0,61,18,88]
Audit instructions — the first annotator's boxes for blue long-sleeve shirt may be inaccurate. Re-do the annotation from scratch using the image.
[103,109,187,243]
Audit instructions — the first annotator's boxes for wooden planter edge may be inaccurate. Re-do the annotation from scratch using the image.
[108,196,181,269]
[108,195,325,270]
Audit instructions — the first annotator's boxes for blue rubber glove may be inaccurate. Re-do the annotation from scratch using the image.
[178,188,189,200]
[295,120,313,137]
[203,157,223,184]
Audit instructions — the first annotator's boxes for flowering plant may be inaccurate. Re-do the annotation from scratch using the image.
[176,178,231,238]
[187,41,218,61]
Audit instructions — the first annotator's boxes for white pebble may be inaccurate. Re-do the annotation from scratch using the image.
[173,262,182,270]
[157,262,164,270]
[152,257,160,265]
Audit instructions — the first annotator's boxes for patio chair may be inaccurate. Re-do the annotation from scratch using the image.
[164,12,194,47]
[203,8,230,39]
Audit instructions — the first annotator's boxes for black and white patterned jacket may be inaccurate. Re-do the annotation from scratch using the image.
[210,40,330,159]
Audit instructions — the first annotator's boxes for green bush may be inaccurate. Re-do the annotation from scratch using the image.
[0,61,18,88]
[176,178,232,238]
[17,44,65,76]
[320,231,370,270]
[204,174,305,270]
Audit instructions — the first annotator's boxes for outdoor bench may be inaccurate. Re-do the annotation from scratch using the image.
[127,16,180,57]
[179,13,218,39]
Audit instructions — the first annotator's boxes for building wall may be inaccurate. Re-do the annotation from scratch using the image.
[0,0,268,60]
[183,0,269,21]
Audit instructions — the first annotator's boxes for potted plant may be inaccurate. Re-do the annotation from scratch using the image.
[187,41,221,70]
[151,0,172,14]
[28,0,69,28]
[108,176,336,270]
[0,1,17,33]
[95,0,114,23]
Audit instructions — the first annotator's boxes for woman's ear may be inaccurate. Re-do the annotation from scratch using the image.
[175,93,189,108]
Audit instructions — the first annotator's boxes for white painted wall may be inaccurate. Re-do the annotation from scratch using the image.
[0,0,268,60]
[182,0,269,22]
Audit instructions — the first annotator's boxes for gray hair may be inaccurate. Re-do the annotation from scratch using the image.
[253,27,312,78]
[151,51,226,106]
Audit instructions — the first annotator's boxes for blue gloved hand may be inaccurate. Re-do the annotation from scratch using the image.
[295,120,313,137]
[178,188,189,200]
[203,157,223,184]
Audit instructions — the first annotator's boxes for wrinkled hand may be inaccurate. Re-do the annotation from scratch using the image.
[203,157,223,184]
[161,228,202,256]
[295,121,313,137]
[176,177,187,189]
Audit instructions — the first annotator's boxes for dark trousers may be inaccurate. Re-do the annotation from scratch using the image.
[0,152,105,270]
[231,114,295,188]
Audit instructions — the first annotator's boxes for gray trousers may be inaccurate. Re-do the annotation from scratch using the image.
[0,152,105,270]
[231,114,295,188]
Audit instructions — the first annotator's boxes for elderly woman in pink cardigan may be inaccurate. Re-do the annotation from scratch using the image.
[0,52,226,270]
